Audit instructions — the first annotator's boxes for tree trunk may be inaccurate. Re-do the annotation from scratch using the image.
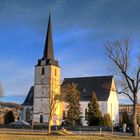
[132,96,138,136]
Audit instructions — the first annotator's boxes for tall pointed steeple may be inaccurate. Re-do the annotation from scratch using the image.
[43,14,54,60]
[37,14,58,66]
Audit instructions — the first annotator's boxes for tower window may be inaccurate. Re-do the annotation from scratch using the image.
[41,67,45,75]
[55,69,57,76]
[40,115,43,123]
[85,108,88,120]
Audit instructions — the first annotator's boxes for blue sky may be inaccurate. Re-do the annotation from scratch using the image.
[0,0,139,104]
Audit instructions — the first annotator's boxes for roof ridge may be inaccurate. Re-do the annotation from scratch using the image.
[64,75,113,79]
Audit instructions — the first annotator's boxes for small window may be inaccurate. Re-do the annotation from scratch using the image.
[83,88,86,92]
[41,67,45,75]
[55,69,57,76]
[40,115,43,123]
[85,108,88,120]
[25,108,30,122]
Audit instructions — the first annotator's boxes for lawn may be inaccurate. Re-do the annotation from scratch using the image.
[0,135,140,140]
[0,132,140,140]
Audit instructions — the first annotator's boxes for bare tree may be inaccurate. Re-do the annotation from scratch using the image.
[104,37,140,136]
[48,94,60,133]
[42,79,60,133]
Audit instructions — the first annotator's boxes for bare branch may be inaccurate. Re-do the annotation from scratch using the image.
[118,91,134,103]
[105,37,136,93]
[105,36,140,136]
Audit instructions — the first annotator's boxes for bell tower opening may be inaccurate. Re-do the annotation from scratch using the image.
[41,67,45,75]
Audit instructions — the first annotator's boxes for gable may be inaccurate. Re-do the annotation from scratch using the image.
[22,86,34,106]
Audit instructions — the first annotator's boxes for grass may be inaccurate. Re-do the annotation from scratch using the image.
[0,130,139,140]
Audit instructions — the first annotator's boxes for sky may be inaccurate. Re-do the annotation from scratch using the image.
[0,0,139,104]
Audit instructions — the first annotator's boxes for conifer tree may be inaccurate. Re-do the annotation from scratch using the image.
[4,110,15,124]
[87,92,102,126]
[63,83,81,127]
[103,114,112,127]
[121,111,130,126]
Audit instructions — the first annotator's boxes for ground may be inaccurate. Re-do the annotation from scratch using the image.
[0,129,140,140]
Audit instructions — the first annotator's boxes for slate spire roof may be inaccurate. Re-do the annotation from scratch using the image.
[37,14,59,66]
[43,14,54,60]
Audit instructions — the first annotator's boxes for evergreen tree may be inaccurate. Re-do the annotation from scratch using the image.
[64,83,81,127]
[121,111,130,126]
[103,114,112,127]
[4,110,15,124]
[87,92,102,126]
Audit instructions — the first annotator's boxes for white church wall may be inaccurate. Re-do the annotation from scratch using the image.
[98,101,107,115]
[63,100,112,126]
[107,78,119,125]
[80,101,108,126]
[80,101,89,126]
[107,90,119,124]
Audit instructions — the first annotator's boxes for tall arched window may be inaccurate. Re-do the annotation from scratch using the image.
[55,69,57,76]
[40,114,43,123]
[25,108,30,122]
[41,67,45,75]
[85,108,88,120]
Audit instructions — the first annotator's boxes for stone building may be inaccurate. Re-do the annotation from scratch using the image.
[20,14,61,125]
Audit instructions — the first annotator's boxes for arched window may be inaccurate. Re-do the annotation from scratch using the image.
[25,108,30,122]
[41,67,45,75]
[85,108,88,120]
[40,114,43,123]
[55,69,57,76]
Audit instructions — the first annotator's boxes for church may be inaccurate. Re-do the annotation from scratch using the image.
[20,15,119,126]
[20,15,61,126]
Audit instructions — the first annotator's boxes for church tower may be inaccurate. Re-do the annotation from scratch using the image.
[33,14,61,125]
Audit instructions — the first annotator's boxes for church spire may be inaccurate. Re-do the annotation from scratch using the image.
[43,14,54,60]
